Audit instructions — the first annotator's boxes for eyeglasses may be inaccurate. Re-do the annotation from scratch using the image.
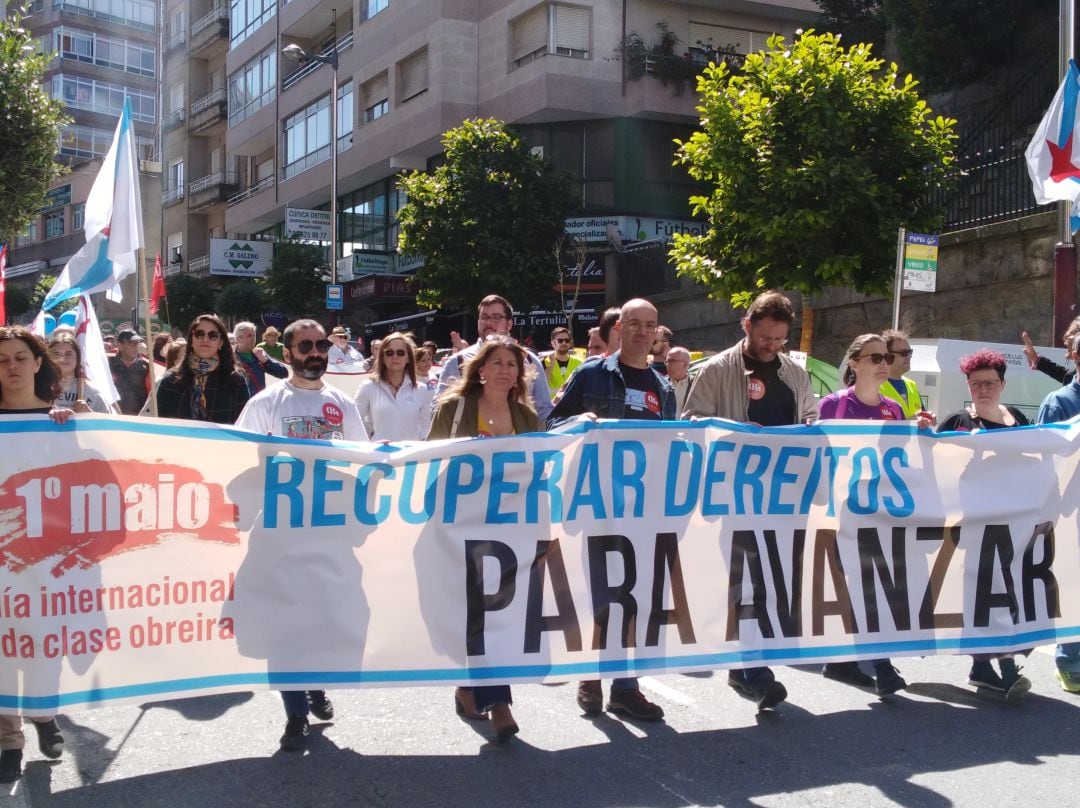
[291,338,332,355]
[891,348,914,358]
[752,335,788,346]
[623,320,658,332]
[383,348,409,357]
[554,337,571,344]
[968,379,1001,391]
[856,352,895,365]
[478,313,508,323]
[193,329,221,341]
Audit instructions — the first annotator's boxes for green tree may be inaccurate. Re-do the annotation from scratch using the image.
[30,275,77,315]
[215,280,264,325]
[164,274,216,331]
[0,12,69,242]
[260,238,326,318]
[672,30,956,307]
[397,118,578,312]
[4,286,31,320]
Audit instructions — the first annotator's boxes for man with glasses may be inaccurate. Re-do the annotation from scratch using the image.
[328,326,364,367]
[665,345,692,416]
[543,326,581,398]
[650,325,673,375]
[683,290,817,711]
[548,297,674,723]
[880,329,935,424]
[235,318,368,752]
[436,294,553,422]
[233,322,288,394]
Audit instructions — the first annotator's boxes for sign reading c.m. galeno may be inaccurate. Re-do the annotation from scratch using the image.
[210,238,273,277]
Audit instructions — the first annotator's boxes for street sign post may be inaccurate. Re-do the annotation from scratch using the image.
[326,284,343,311]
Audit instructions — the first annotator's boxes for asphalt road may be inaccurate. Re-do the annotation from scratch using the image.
[5,648,1080,808]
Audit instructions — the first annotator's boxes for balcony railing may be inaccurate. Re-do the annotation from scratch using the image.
[191,88,227,116]
[188,255,210,274]
[227,174,275,205]
[163,107,185,130]
[282,31,353,92]
[162,185,185,205]
[190,171,239,195]
[191,5,228,36]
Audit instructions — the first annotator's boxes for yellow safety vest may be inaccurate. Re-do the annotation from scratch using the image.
[879,377,923,419]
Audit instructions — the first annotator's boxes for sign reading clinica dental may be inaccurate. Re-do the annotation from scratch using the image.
[210,238,274,277]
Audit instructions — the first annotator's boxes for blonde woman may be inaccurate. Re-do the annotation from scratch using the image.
[354,332,432,440]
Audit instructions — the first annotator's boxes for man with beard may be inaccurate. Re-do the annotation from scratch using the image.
[683,290,817,712]
[235,318,368,751]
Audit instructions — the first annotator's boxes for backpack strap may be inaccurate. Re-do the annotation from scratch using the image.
[449,396,466,438]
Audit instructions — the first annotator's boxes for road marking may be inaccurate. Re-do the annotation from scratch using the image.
[639,676,695,705]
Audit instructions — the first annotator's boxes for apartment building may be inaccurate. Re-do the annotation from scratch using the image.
[207,0,817,339]
[6,0,161,325]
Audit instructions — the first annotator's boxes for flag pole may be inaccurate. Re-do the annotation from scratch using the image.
[1056,0,1078,345]
[139,246,158,416]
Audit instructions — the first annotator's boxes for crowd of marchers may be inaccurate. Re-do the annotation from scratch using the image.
[0,289,1078,775]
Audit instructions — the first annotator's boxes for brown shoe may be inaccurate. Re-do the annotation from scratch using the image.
[577,680,603,716]
[489,703,519,743]
[607,688,665,722]
[454,687,485,721]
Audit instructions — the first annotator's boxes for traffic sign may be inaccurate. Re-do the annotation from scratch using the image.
[326,284,343,311]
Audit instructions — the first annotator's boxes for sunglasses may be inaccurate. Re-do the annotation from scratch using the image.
[891,348,914,358]
[856,352,895,365]
[193,329,221,341]
[291,338,332,355]
[554,338,571,344]
[383,348,409,357]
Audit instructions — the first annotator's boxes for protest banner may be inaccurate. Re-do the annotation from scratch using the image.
[0,415,1077,715]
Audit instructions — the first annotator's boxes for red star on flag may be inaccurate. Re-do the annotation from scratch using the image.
[1048,134,1080,183]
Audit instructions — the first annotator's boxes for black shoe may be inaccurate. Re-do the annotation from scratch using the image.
[577,680,603,716]
[606,688,665,721]
[280,716,309,752]
[968,660,1005,691]
[823,661,875,688]
[32,718,64,759]
[728,673,788,710]
[997,658,1032,700]
[308,691,334,721]
[874,663,907,696]
[0,750,21,783]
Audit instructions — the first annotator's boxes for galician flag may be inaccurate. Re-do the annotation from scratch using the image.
[73,295,120,408]
[42,98,144,311]
[1026,59,1080,231]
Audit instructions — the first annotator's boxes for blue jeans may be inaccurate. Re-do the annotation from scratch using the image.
[610,677,638,692]
[281,690,311,718]
[1056,642,1080,672]
[730,667,775,687]
[466,685,511,712]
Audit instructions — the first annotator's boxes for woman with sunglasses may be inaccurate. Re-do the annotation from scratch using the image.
[354,331,432,440]
[934,348,1032,698]
[156,314,250,423]
[816,334,909,696]
[426,335,539,743]
[0,327,73,783]
[48,331,115,413]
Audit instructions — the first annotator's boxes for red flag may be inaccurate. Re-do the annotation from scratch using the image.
[0,244,7,326]
[150,252,165,314]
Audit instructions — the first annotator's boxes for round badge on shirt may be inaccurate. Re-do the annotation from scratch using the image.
[645,390,661,414]
[323,402,344,425]
[747,377,765,401]
[880,403,896,419]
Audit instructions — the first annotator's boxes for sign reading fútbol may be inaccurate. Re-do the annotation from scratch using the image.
[285,207,331,241]
[209,238,273,278]
[903,232,938,292]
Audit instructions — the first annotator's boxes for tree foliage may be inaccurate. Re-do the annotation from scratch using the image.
[259,238,326,318]
[215,280,264,325]
[672,30,956,307]
[0,12,69,242]
[30,275,77,315]
[397,118,578,313]
[164,274,216,331]
[816,0,1055,93]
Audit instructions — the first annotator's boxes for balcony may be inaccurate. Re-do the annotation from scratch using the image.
[189,88,227,134]
[188,171,239,210]
[187,255,210,274]
[190,6,229,58]
[227,174,276,206]
[163,107,185,131]
[282,31,352,92]
[162,185,185,206]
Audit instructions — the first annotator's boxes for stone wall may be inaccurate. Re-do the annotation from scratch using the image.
[651,211,1065,364]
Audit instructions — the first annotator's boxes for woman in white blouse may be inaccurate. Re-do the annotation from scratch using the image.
[354,331,432,440]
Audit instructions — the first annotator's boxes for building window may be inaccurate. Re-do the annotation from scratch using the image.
[45,210,65,239]
[363,0,388,20]
[59,124,153,159]
[169,159,184,190]
[51,74,156,122]
[362,72,388,122]
[228,47,276,126]
[53,26,156,77]
[229,0,276,49]
[15,220,38,247]
[398,48,427,103]
[73,203,85,231]
[511,3,590,67]
[281,86,351,177]
[687,21,771,61]
[52,0,157,31]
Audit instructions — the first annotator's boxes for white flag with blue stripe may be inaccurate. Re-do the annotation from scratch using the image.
[42,99,144,311]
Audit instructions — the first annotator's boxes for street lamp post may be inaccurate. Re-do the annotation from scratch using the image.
[282,9,340,300]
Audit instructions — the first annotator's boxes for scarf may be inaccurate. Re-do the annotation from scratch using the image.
[187,354,220,420]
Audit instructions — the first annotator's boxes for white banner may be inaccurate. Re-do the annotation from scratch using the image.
[1,416,1078,715]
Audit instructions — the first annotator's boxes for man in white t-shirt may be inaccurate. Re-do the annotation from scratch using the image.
[235,318,368,751]
[327,325,364,368]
